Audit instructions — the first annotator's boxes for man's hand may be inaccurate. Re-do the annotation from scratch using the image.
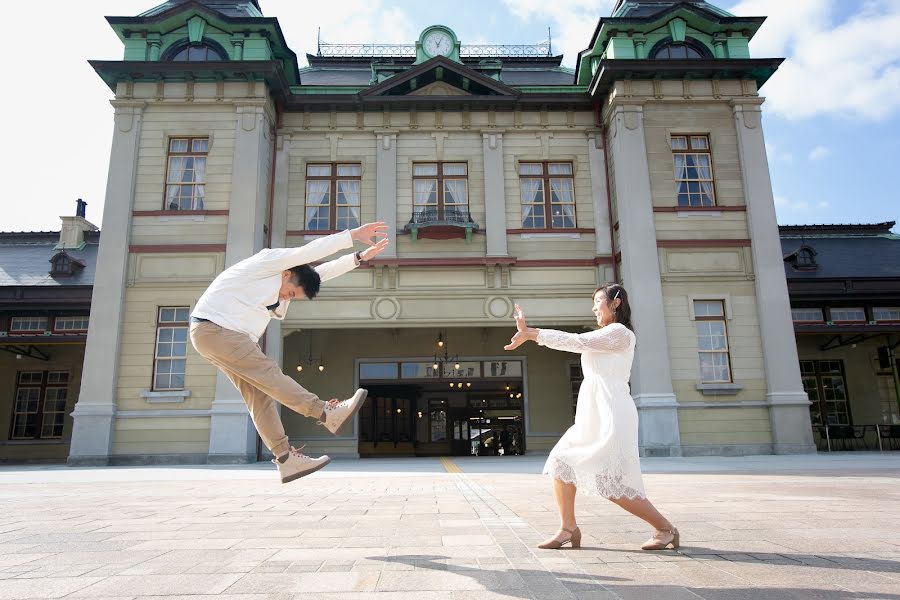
[360,237,389,261]
[351,222,389,246]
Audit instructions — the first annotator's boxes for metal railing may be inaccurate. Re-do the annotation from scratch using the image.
[816,424,900,452]
[407,207,476,226]
[316,41,553,58]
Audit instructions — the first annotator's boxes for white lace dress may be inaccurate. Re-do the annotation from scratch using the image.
[537,323,646,499]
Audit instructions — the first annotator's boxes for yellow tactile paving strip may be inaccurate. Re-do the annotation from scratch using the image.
[439,456,462,473]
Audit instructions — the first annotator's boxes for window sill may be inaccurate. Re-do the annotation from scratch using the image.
[695,383,743,396]
[141,390,192,403]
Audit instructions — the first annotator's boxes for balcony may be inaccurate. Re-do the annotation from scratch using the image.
[404,207,479,242]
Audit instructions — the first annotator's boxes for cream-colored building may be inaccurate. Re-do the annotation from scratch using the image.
[68,0,815,465]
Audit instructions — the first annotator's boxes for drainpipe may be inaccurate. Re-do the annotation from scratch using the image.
[595,102,619,282]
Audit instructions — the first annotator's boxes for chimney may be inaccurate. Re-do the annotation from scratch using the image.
[56,199,99,250]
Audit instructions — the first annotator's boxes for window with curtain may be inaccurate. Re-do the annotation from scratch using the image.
[153,307,189,391]
[694,300,732,383]
[518,162,576,229]
[165,137,208,210]
[412,162,469,222]
[672,135,715,207]
[305,163,362,230]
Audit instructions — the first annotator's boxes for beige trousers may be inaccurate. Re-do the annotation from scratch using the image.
[190,321,325,458]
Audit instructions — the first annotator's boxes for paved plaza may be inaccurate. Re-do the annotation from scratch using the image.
[1,453,899,600]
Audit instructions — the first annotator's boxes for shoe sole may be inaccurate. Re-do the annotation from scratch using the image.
[280,456,332,484]
[328,388,368,434]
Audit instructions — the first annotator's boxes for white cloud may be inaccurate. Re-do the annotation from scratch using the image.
[267,1,417,64]
[773,192,835,222]
[730,0,900,120]
[501,0,616,67]
[766,141,794,164]
[808,145,832,161]
[0,1,417,232]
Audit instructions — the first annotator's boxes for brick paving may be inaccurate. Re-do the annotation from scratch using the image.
[0,454,898,600]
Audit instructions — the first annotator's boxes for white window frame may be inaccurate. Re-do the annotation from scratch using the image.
[153,307,190,391]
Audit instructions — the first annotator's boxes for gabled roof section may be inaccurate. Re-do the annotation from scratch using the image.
[360,57,521,99]
[140,0,263,18]
[103,0,301,86]
[587,2,764,53]
[0,232,100,288]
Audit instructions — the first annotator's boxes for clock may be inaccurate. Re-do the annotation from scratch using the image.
[423,30,453,57]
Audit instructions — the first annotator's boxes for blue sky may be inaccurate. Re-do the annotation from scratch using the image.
[2,0,898,231]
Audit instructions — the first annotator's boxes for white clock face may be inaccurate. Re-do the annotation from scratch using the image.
[423,31,452,57]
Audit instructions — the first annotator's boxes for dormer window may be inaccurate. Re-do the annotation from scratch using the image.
[651,39,710,60]
[49,251,84,277]
[797,248,816,268]
[785,244,818,271]
[164,41,226,62]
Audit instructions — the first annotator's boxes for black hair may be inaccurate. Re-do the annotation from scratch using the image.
[594,283,633,331]
[288,264,321,300]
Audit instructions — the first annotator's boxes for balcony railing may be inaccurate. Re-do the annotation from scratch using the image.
[404,207,479,242]
[316,41,553,58]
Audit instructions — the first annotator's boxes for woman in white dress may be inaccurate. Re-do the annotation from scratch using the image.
[504,284,678,551]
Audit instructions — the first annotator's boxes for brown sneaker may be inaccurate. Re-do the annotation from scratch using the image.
[272,446,331,483]
[319,388,368,434]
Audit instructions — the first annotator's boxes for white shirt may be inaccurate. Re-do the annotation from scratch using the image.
[192,230,357,342]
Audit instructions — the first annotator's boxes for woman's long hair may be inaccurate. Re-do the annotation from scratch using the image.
[594,283,633,331]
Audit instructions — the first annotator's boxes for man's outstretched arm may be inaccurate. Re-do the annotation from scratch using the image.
[254,222,389,276]
[315,237,390,282]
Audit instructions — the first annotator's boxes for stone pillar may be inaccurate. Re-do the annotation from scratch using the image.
[586,130,612,257]
[68,100,145,466]
[733,100,815,454]
[482,131,508,256]
[207,99,272,463]
[375,130,398,257]
[607,104,681,456]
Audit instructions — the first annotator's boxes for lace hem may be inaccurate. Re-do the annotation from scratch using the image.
[544,457,646,500]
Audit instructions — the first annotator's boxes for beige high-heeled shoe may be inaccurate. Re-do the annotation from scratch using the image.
[641,527,679,550]
[537,526,581,549]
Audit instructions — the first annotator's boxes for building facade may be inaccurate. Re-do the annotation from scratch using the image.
[1,202,98,462]
[782,222,900,450]
[68,0,816,465]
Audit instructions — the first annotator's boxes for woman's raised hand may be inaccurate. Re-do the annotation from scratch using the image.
[504,303,534,350]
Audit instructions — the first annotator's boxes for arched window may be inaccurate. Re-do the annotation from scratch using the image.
[164,40,226,62]
[650,38,710,60]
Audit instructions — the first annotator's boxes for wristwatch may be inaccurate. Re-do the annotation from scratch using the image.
[354,250,363,264]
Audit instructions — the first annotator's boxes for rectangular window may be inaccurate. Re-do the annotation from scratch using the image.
[165,137,208,210]
[791,308,824,323]
[305,163,362,231]
[518,162,576,229]
[694,300,732,383]
[873,307,900,323]
[800,360,850,425]
[10,371,69,440]
[412,162,469,222]
[671,135,715,207]
[153,307,189,391]
[54,316,90,332]
[829,308,866,323]
[9,316,48,333]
